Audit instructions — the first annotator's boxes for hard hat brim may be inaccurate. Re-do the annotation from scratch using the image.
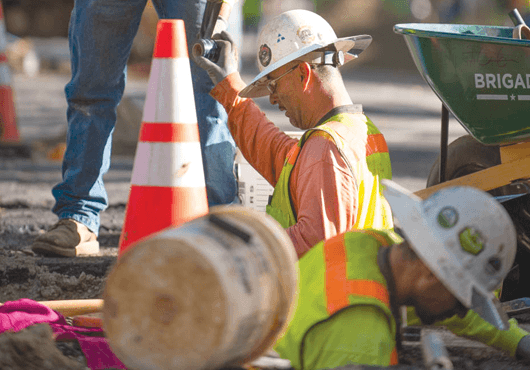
[239,35,372,98]
[382,179,510,330]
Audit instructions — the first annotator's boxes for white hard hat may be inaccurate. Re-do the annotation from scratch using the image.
[382,180,517,330]
[239,9,372,98]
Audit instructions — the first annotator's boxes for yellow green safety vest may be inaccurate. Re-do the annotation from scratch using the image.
[275,229,403,369]
[265,106,392,230]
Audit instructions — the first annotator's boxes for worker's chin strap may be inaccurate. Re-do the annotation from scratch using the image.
[377,246,403,354]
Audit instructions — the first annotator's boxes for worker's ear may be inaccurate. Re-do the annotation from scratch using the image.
[418,264,439,289]
[299,62,312,91]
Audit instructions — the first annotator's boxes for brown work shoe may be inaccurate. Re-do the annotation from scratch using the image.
[31,219,99,257]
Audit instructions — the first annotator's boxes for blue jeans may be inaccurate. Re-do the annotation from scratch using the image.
[52,0,241,235]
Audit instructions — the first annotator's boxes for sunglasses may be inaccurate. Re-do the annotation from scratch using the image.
[266,64,299,94]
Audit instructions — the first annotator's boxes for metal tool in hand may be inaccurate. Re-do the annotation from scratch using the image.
[502,297,530,317]
[193,0,237,62]
[421,332,454,370]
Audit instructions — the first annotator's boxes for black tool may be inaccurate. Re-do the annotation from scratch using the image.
[193,0,236,62]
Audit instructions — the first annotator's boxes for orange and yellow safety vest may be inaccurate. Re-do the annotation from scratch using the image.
[266,108,392,231]
[275,229,403,369]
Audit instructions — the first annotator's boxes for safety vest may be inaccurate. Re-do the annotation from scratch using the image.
[265,106,392,230]
[275,229,402,369]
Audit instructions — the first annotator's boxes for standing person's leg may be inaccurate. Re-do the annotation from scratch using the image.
[154,0,240,206]
[32,0,148,257]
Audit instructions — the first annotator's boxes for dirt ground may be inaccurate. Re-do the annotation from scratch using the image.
[2,197,530,369]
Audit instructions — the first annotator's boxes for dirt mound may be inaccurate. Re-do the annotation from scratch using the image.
[0,324,86,370]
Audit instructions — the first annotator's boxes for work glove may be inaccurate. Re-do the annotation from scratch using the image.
[516,334,530,361]
[192,30,239,86]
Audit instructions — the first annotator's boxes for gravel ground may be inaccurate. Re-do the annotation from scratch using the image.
[2,188,530,369]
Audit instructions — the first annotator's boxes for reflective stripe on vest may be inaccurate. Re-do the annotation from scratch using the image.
[325,233,390,315]
[287,144,301,166]
[367,133,388,156]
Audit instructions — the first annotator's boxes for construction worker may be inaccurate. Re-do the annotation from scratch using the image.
[194,10,392,258]
[274,180,530,369]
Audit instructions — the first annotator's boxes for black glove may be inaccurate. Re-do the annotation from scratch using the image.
[192,30,239,86]
[516,334,530,361]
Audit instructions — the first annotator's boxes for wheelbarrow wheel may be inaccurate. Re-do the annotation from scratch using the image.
[426,134,530,301]
[426,135,502,190]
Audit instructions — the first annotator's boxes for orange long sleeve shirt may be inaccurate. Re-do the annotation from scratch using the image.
[211,73,357,258]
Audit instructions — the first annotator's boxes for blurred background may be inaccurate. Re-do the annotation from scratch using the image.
[2,0,530,77]
[2,0,529,191]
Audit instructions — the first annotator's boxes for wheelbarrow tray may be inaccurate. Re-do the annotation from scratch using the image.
[394,23,530,145]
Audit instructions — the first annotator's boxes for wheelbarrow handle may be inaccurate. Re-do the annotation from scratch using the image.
[509,9,526,27]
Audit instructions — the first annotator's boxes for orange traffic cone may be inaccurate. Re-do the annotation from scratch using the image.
[0,4,30,158]
[118,19,209,255]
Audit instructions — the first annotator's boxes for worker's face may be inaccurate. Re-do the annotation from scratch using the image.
[411,276,468,325]
[268,63,305,129]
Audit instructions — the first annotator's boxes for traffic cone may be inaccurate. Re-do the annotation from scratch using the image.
[0,4,30,158]
[118,19,209,255]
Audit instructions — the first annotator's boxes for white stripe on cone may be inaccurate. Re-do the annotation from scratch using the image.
[131,141,206,187]
[0,64,11,85]
[142,58,198,124]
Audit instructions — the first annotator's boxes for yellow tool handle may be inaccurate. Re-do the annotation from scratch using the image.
[0,299,104,317]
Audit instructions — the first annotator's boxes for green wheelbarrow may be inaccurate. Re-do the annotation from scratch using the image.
[395,9,530,301]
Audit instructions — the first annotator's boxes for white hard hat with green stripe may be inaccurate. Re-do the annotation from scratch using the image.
[383,180,517,330]
[239,9,372,98]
